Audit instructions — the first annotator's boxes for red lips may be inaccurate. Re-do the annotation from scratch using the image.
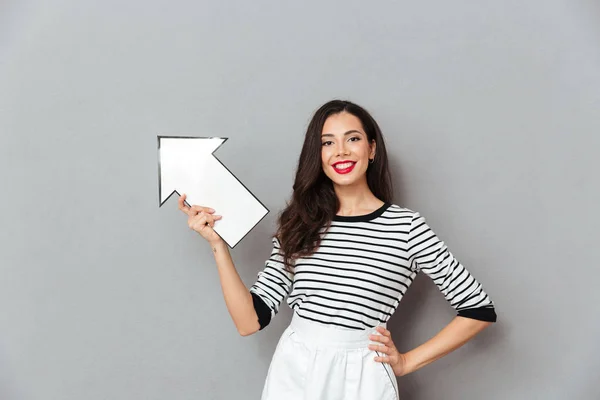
[332,161,356,174]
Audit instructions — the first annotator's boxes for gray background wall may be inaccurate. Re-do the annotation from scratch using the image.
[1,1,598,399]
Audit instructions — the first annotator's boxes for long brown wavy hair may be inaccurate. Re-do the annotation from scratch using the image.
[274,100,394,272]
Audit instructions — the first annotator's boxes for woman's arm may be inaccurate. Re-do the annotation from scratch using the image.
[177,195,261,337]
[211,240,261,336]
[370,317,492,376]
[212,234,293,336]
[377,210,497,374]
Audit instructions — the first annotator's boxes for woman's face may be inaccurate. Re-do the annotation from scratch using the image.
[321,112,376,187]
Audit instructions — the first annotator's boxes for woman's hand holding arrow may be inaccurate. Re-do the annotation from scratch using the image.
[178,193,223,246]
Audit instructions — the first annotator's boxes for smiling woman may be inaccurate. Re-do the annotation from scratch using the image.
[322,121,374,178]
[181,99,497,400]
[273,100,394,274]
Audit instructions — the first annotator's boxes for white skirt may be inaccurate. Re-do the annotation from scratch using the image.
[261,311,399,400]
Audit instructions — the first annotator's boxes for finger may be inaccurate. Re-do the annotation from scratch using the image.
[376,326,391,337]
[178,194,191,213]
[369,344,390,354]
[204,213,216,227]
[204,215,222,228]
[374,354,391,363]
[190,205,216,215]
[189,213,209,230]
[369,334,390,344]
[202,211,214,222]
[192,211,216,227]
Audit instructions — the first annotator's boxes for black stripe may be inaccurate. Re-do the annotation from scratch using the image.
[292,285,396,308]
[288,298,387,324]
[306,250,412,276]
[317,243,409,262]
[325,230,407,245]
[293,278,399,302]
[294,262,413,289]
[294,270,408,293]
[287,292,394,317]
[294,310,365,330]
[320,236,408,252]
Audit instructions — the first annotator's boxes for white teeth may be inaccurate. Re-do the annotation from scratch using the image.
[334,162,354,169]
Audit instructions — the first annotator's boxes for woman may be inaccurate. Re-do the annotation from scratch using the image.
[178,100,497,399]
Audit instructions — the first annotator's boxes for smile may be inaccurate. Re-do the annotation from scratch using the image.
[332,162,356,174]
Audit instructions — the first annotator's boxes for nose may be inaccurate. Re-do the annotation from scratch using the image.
[336,142,350,156]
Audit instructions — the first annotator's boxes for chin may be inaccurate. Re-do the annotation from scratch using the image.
[324,166,367,187]
[328,175,363,187]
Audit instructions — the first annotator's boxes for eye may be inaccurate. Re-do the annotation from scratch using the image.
[322,141,333,146]
[349,137,361,142]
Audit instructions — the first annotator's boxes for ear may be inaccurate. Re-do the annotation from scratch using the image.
[369,139,376,159]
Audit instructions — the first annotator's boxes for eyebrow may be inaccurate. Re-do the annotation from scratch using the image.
[321,130,363,138]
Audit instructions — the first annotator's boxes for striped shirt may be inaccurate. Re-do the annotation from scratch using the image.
[249,202,496,330]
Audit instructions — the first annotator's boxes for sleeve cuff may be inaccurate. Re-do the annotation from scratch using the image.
[251,292,273,330]
[457,306,497,322]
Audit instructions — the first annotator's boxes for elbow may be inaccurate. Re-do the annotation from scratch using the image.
[466,318,494,335]
[479,320,494,330]
[238,328,256,337]
[237,321,260,337]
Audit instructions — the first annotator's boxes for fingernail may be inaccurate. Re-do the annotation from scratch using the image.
[209,208,215,212]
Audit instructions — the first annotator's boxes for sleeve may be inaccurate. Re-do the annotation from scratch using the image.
[407,211,497,322]
[249,236,294,330]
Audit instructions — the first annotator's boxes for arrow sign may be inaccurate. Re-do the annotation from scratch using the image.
[158,136,269,248]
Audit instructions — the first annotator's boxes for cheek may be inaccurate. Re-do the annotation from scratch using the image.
[321,151,328,170]
[358,142,371,156]
[321,147,331,164]
[321,149,335,175]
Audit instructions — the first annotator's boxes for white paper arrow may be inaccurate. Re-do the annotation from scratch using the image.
[158,136,269,248]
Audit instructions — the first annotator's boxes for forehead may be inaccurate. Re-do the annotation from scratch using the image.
[321,112,364,135]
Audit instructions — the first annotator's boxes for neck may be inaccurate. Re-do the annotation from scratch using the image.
[333,179,383,216]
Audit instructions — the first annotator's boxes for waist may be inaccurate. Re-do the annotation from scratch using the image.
[288,311,386,349]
